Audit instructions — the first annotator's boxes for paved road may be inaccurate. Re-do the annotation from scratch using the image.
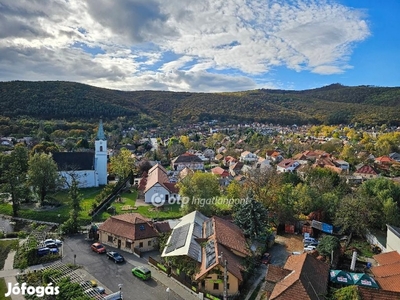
[62,234,183,300]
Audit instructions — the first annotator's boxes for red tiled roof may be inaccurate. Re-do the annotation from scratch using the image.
[358,286,400,299]
[98,213,159,241]
[213,216,249,256]
[211,167,229,177]
[375,156,395,164]
[373,251,400,266]
[374,274,400,292]
[266,265,292,283]
[270,253,329,300]
[354,165,378,175]
[371,261,400,278]
[164,182,179,193]
[153,221,171,233]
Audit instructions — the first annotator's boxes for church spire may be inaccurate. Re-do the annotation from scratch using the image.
[96,119,106,140]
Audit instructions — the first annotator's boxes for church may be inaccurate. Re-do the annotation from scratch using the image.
[52,120,108,188]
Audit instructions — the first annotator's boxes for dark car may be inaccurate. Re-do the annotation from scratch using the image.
[261,253,271,264]
[106,251,124,263]
[91,243,106,254]
[37,247,59,257]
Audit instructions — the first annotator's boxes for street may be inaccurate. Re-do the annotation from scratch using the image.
[62,234,183,300]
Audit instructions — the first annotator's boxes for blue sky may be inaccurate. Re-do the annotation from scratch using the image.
[0,0,398,92]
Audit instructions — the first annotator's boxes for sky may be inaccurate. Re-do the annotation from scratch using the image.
[0,0,399,92]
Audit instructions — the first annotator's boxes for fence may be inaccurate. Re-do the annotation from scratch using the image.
[133,247,142,258]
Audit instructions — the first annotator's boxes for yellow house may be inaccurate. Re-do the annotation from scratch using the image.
[98,213,161,252]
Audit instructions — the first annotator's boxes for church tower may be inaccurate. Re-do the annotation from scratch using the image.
[95,119,108,185]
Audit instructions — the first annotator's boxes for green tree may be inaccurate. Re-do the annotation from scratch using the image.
[317,235,340,257]
[30,141,60,154]
[62,175,82,234]
[233,197,269,239]
[178,172,220,215]
[110,148,136,179]
[0,145,29,216]
[226,180,243,200]
[334,194,377,240]
[27,152,60,205]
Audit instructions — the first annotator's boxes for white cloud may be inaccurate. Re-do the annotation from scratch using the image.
[0,0,370,91]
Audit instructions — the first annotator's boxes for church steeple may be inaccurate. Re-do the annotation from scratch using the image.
[96,119,106,140]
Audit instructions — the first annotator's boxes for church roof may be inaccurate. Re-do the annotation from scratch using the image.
[52,152,95,171]
[96,119,106,140]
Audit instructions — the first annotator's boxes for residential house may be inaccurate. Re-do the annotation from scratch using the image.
[229,161,244,176]
[194,151,209,162]
[254,158,272,170]
[267,253,329,300]
[371,250,400,293]
[266,150,283,162]
[142,164,179,205]
[161,211,250,298]
[211,167,231,186]
[276,159,300,173]
[217,146,227,154]
[239,151,258,163]
[98,213,159,252]
[389,152,400,162]
[204,149,216,159]
[353,165,379,180]
[224,156,237,167]
[214,153,224,161]
[386,225,400,253]
[357,286,400,300]
[171,152,204,171]
[333,159,350,172]
[375,156,396,165]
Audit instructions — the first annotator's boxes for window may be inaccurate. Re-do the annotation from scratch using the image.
[139,225,145,231]
[108,235,113,243]
[100,146,103,152]
[139,242,143,248]
[213,283,219,290]
[227,283,230,290]
[148,240,151,246]
[201,280,205,288]
[126,241,132,249]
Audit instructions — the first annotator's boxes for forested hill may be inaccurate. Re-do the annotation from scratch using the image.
[1,81,400,126]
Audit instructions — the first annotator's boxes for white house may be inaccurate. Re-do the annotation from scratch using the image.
[143,164,179,205]
[53,120,108,188]
[239,151,258,163]
[276,159,300,173]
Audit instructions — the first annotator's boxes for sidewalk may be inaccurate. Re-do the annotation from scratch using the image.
[2,250,25,300]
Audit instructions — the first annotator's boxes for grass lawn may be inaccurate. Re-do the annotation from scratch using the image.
[0,239,18,270]
[346,238,374,258]
[0,278,11,300]
[95,191,183,221]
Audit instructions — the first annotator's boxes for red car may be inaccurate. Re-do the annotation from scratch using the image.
[91,243,106,254]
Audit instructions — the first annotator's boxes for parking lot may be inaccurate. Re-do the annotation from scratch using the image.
[62,234,183,300]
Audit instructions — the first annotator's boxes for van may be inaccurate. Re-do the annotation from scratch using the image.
[103,291,123,300]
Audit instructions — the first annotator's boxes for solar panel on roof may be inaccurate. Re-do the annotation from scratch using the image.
[205,219,214,238]
[165,223,190,254]
[205,240,216,268]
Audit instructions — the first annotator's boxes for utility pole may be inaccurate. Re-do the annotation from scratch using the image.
[219,252,228,300]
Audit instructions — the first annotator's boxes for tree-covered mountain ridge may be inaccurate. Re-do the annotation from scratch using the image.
[1,81,399,125]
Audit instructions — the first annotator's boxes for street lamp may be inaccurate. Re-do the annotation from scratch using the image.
[57,214,61,237]
[118,283,123,299]
[166,287,170,300]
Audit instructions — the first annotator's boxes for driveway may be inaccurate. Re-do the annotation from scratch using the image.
[62,234,183,300]
[268,234,304,267]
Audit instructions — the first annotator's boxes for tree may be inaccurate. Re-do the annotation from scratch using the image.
[334,194,377,239]
[27,152,60,206]
[0,145,29,216]
[110,148,136,179]
[317,235,340,257]
[233,197,269,239]
[178,172,220,215]
[62,175,82,234]
[226,180,243,200]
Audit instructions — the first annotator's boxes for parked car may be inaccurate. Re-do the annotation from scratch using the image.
[45,242,59,249]
[37,247,59,257]
[304,245,317,252]
[80,280,98,288]
[132,266,151,280]
[44,239,62,246]
[303,237,317,244]
[91,243,106,254]
[304,241,319,247]
[106,251,124,263]
[261,253,271,264]
[291,251,302,255]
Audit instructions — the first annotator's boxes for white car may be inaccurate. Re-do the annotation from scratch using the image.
[44,239,62,246]
[303,237,317,244]
[304,245,317,252]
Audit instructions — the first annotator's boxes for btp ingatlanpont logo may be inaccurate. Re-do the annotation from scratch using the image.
[5,282,60,298]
